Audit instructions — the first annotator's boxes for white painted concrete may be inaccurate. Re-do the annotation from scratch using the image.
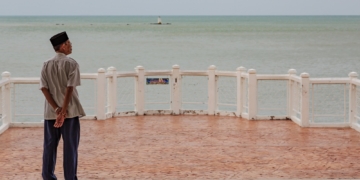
[1,66,360,135]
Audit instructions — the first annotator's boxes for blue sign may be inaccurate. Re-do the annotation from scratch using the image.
[146,78,169,85]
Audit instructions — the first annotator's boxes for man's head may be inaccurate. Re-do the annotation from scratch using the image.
[50,31,72,55]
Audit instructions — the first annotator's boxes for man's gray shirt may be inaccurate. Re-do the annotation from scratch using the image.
[40,53,86,120]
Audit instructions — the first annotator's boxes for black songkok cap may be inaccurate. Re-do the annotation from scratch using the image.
[50,31,69,47]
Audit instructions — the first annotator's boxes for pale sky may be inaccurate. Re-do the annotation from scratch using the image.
[0,0,359,16]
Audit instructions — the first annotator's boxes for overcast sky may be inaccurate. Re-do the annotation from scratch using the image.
[1,0,359,16]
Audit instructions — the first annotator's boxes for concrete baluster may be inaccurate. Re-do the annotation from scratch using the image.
[171,65,181,115]
[2,71,11,124]
[236,66,246,117]
[107,66,117,116]
[300,73,310,127]
[248,69,257,120]
[135,66,145,116]
[96,68,106,120]
[288,69,297,118]
[349,72,358,125]
[208,65,217,115]
[0,76,2,115]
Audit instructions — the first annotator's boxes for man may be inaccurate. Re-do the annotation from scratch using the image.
[40,31,86,180]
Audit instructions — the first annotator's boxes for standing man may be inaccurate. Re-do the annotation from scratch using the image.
[40,31,86,180]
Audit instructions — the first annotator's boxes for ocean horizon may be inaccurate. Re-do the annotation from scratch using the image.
[1,15,360,121]
[1,15,360,77]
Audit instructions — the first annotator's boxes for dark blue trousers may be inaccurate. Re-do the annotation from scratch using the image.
[42,117,80,180]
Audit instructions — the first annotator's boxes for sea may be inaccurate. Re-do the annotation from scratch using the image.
[0,16,360,123]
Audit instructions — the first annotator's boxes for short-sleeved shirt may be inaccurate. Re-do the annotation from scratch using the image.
[39,53,86,120]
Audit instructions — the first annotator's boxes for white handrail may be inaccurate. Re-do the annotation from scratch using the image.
[1,66,360,136]
[145,70,172,76]
[11,78,39,84]
[310,78,349,84]
[216,71,236,77]
[256,74,289,80]
[117,72,138,77]
[81,73,98,79]
[241,73,249,78]
[180,70,208,76]
[290,76,301,82]
[351,79,360,86]
[0,79,10,86]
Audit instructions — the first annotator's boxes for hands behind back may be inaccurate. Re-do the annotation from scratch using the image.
[54,107,67,128]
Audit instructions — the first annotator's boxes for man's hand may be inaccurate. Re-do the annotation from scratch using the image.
[55,107,62,115]
[53,86,73,128]
[54,108,67,128]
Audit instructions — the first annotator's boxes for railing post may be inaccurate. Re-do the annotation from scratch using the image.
[248,69,257,120]
[107,66,117,117]
[300,73,310,127]
[236,66,246,117]
[171,65,181,115]
[0,90,1,117]
[135,66,145,116]
[288,69,297,118]
[349,72,358,125]
[208,65,217,115]
[2,71,11,124]
[96,68,106,120]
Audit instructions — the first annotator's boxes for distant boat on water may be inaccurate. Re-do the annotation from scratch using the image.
[150,16,171,25]
[158,16,162,24]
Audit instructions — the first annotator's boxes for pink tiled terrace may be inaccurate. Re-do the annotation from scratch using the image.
[1,116,360,179]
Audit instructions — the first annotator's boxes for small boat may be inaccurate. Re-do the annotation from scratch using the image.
[158,16,162,24]
[150,16,171,25]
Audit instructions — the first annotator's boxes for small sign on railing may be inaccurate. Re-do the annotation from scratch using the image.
[146,78,169,85]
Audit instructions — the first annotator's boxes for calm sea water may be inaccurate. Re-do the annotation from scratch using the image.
[1,16,360,77]
[1,16,360,123]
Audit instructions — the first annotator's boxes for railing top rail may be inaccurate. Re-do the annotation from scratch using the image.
[241,73,249,78]
[0,79,10,87]
[81,73,98,79]
[216,71,237,77]
[352,79,360,86]
[145,70,172,76]
[310,78,349,84]
[180,70,208,76]
[117,72,138,77]
[7,75,101,83]
[11,78,40,84]
[1,74,102,85]
[290,76,301,83]
[257,74,289,80]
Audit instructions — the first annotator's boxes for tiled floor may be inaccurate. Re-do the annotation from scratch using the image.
[1,116,360,179]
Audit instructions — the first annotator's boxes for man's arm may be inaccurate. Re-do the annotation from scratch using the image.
[61,86,74,114]
[41,87,60,113]
[54,86,74,128]
[41,87,65,128]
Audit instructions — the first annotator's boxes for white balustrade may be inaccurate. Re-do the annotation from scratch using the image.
[239,67,248,118]
[0,71,11,134]
[288,69,297,118]
[135,66,145,115]
[349,72,358,129]
[236,67,246,117]
[1,66,360,135]
[107,66,117,117]
[247,69,257,120]
[96,68,106,120]
[171,65,181,115]
[300,73,310,127]
[208,65,217,115]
